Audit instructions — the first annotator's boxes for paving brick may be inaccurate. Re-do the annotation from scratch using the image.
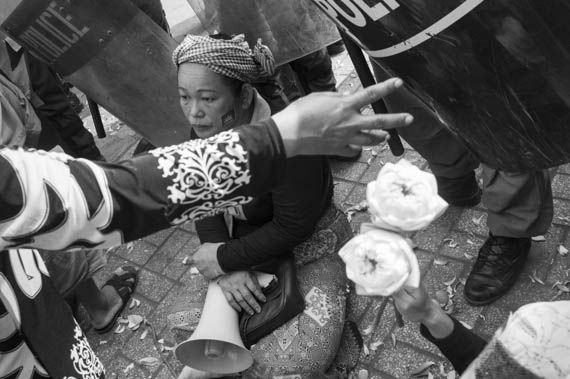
[552,173,570,199]
[333,180,358,209]
[559,163,570,175]
[553,198,570,226]
[143,227,175,246]
[114,239,157,266]
[437,230,485,262]
[102,354,149,379]
[477,305,511,339]
[145,229,195,272]
[331,160,369,182]
[454,208,489,237]
[392,317,444,358]
[89,296,156,364]
[137,269,176,302]
[122,331,165,376]
[162,235,201,280]
[412,207,463,253]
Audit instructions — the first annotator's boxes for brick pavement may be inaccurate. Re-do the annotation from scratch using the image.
[80,33,570,379]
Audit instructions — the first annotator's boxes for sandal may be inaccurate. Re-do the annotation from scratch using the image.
[94,266,138,334]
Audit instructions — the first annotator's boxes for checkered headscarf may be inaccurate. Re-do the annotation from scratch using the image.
[172,34,275,83]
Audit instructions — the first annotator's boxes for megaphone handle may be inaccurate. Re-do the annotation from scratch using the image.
[339,30,405,157]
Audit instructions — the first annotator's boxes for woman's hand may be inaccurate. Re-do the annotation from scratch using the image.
[217,271,266,315]
[392,285,435,323]
[273,77,413,158]
[392,285,455,339]
[190,242,225,280]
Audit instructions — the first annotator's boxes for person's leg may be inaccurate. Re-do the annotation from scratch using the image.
[26,54,105,160]
[74,277,124,330]
[382,87,482,206]
[288,47,337,94]
[464,168,553,305]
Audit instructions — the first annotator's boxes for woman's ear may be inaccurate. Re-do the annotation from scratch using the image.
[240,83,255,109]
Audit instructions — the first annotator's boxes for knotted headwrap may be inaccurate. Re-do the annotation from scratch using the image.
[172,34,275,83]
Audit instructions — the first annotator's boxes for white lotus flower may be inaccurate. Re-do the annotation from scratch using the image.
[338,228,420,296]
[366,159,448,232]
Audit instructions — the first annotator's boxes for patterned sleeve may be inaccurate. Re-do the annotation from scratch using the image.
[0,119,285,251]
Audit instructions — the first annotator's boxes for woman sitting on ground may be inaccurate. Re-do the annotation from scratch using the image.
[168,33,361,379]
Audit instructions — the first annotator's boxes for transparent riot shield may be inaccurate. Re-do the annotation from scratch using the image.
[1,0,191,147]
[185,0,341,66]
[311,0,570,171]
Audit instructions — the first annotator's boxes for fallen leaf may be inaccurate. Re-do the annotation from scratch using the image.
[464,253,474,260]
[558,245,569,257]
[140,328,148,340]
[362,343,370,356]
[466,239,476,245]
[478,314,486,321]
[114,324,126,334]
[529,275,536,284]
[532,235,546,242]
[439,362,445,375]
[129,298,140,310]
[434,258,449,266]
[435,290,449,306]
[189,267,199,275]
[126,242,135,254]
[391,332,397,347]
[361,325,374,336]
[358,369,369,379]
[556,216,570,224]
[117,317,129,324]
[472,215,484,226]
[532,270,545,285]
[443,276,456,286]
[443,238,458,248]
[369,340,383,351]
[138,357,160,368]
[366,157,374,165]
[128,315,144,330]
[555,283,570,293]
[99,340,108,345]
[182,256,192,265]
[123,363,134,374]
[459,321,473,330]
[410,361,435,377]
[458,278,467,286]
[428,372,434,379]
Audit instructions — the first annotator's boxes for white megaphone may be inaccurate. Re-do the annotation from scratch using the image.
[174,273,272,374]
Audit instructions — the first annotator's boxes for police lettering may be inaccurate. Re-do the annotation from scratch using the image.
[313,0,399,27]
[18,1,89,63]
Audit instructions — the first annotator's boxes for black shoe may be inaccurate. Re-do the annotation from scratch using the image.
[436,172,481,207]
[464,235,531,306]
[327,40,346,56]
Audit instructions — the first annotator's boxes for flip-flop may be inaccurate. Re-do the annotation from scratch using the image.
[94,266,138,334]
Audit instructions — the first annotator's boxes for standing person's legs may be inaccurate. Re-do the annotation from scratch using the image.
[381,89,482,205]
[27,55,105,160]
[464,168,553,305]
[288,47,337,94]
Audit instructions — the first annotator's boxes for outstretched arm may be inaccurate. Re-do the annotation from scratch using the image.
[0,78,412,252]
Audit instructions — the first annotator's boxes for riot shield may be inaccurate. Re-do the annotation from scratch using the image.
[1,0,191,147]
[185,0,341,66]
[311,0,570,171]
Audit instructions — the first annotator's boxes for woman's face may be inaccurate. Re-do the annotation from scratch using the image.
[178,62,246,139]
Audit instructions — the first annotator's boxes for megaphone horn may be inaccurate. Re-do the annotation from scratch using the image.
[174,280,253,374]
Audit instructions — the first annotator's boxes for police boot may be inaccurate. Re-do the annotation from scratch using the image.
[464,234,530,306]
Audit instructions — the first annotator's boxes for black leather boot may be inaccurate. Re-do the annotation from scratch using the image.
[464,234,531,306]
